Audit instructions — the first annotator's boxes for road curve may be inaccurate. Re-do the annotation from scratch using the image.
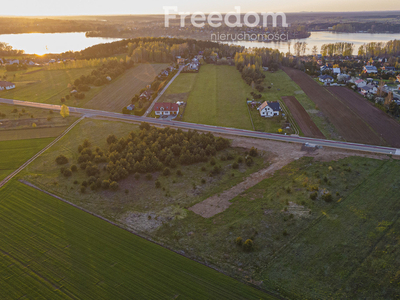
[1,98,399,156]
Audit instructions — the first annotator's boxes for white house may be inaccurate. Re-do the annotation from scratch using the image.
[363,65,378,74]
[0,81,16,91]
[333,68,341,75]
[154,102,179,116]
[360,85,377,96]
[258,101,281,117]
[7,59,19,65]
[355,79,367,88]
[319,75,334,84]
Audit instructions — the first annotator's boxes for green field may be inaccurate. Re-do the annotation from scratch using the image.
[0,181,273,299]
[182,65,253,130]
[259,70,338,139]
[84,63,169,112]
[0,67,100,106]
[0,138,54,181]
[158,72,198,103]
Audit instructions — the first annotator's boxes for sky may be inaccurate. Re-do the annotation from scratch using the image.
[1,0,399,16]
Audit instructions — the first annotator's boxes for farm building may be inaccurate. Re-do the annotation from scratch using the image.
[126,104,135,111]
[154,102,179,116]
[318,75,334,84]
[258,101,281,117]
[0,81,16,91]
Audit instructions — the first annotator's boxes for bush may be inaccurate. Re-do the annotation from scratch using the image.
[235,237,243,246]
[134,173,140,180]
[176,169,182,176]
[322,192,333,202]
[155,180,161,188]
[101,180,110,189]
[81,181,88,187]
[310,192,318,200]
[63,168,72,177]
[249,147,258,157]
[232,162,239,169]
[71,165,78,172]
[243,239,254,251]
[201,178,206,184]
[283,229,288,236]
[80,186,86,193]
[237,156,243,164]
[210,157,216,166]
[125,189,129,194]
[110,181,119,191]
[163,167,171,176]
[201,166,206,171]
[245,156,253,166]
[55,155,68,165]
[145,173,153,180]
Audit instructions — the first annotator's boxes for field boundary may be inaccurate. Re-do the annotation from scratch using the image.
[0,116,85,189]
[19,179,283,300]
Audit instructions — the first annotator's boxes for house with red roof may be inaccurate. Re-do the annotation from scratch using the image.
[154,102,179,116]
[0,81,15,91]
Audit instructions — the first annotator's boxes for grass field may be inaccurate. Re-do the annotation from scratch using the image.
[0,138,54,181]
[154,156,400,298]
[0,67,101,106]
[157,72,198,103]
[0,181,273,299]
[22,119,268,233]
[84,63,169,112]
[259,70,338,139]
[183,65,253,130]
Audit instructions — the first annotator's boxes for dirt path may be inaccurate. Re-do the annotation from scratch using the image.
[189,157,300,218]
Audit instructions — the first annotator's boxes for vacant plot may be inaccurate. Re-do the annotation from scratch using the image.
[0,181,272,299]
[283,67,384,145]
[158,72,198,103]
[0,138,53,181]
[22,119,268,235]
[155,155,400,298]
[84,63,169,112]
[261,159,400,299]
[183,65,253,130]
[281,96,325,138]
[328,87,400,148]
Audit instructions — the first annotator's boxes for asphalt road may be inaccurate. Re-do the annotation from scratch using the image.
[1,98,399,156]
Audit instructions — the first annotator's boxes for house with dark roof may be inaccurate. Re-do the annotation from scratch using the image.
[363,65,378,74]
[318,75,334,84]
[154,102,179,116]
[0,81,15,91]
[257,101,281,117]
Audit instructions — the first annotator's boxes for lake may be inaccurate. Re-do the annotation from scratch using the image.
[0,31,398,56]
[0,32,121,55]
[225,31,400,54]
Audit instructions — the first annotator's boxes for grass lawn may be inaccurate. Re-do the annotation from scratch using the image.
[259,70,338,139]
[0,137,54,181]
[22,119,268,233]
[154,156,400,298]
[158,72,198,103]
[0,180,273,299]
[183,65,253,130]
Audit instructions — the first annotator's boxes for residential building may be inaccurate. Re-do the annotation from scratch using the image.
[319,75,334,84]
[154,102,179,116]
[363,65,378,74]
[360,85,377,96]
[258,101,281,117]
[0,81,16,91]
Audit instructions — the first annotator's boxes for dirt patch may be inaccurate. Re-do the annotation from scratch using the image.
[282,67,384,146]
[327,87,400,148]
[282,96,325,139]
[120,206,187,233]
[286,201,311,218]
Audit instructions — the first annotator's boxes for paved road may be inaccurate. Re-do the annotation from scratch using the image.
[1,98,399,156]
[143,66,184,117]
